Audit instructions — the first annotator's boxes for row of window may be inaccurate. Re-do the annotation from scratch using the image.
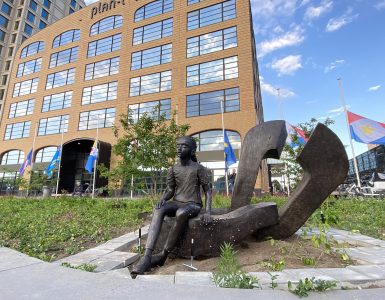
[5,86,240,140]
[20,0,236,59]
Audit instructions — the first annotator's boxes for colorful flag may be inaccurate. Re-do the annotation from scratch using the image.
[224,130,236,168]
[348,111,385,144]
[85,140,99,174]
[19,149,32,176]
[45,146,61,179]
[286,122,309,146]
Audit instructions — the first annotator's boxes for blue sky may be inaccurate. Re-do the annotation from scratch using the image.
[250,0,385,157]
[84,0,385,157]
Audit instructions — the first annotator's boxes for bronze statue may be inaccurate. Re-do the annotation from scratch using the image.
[131,136,212,276]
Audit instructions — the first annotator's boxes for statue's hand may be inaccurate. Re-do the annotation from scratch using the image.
[155,199,165,209]
[200,213,213,226]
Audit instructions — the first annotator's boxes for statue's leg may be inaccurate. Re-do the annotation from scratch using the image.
[151,203,201,267]
[131,201,178,276]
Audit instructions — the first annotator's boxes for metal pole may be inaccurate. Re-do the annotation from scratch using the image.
[26,122,39,196]
[92,116,100,199]
[337,78,361,188]
[130,174,134,199]
[220,99,229,196]
[276,88,284,119]
[55,120,65,195]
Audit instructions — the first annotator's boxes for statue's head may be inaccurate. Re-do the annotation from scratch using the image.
[176,136,197,161]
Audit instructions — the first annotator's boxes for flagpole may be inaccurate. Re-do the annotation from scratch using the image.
[27,122,38,196]
[220,99,229,196]
[337,78,361,188]
[55,120,65,195]
[276,88,283,119]
[92,116,100,199]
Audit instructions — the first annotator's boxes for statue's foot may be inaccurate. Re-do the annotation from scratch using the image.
[131,256,151,278]
[151,253,167,267]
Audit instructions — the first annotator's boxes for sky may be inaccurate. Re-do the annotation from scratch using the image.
[84,0,385,158]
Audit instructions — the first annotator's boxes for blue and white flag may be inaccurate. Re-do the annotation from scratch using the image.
[19,149,32,176]
[224,130,237,169]
[85,140,99,174]
[45,146,61,179]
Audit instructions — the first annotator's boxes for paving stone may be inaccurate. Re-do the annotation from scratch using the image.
[175,271,215,286]
[100,268,133,279]
[318,268,374,283]
[92,252,139,271]
[136,275,175,284]
[345,248,385,264]
[249,272,289,285]
[95,260,125,272]
[0,247,43,271]
[282,268,336,282]
[347,265,385,280]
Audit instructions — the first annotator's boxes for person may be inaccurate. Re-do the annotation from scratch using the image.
[72,181,83,196]
[228,168,237,194]
[131,136,213,276]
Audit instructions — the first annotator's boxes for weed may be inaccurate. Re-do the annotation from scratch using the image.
[267,272,279,289]
[261,258,285,271]
[213,242,260,289]
[61,262,97,272]
[288,277,337,297]
[301,257,316,266]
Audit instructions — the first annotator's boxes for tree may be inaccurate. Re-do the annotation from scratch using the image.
[99,108,190,196]
[283,118,334,187]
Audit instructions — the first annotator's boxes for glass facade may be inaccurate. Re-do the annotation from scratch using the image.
[133,18,173,45]
[38,115,69,136]
[42,91,72,112]
[20,41,44,58]
[1,150,24,165]
[85,57,119,80]
[129,99,171,123]
[131,44,172,70]
[192,130,240,151]
[82,81,117,105]
[17,58,42,77]
[186,56,238,87]
[134,0,173,22]
[87,33,121,57]
[49,47,78,68]
[53,29,80,48]
[186,87,239,117]
[35,146,57,163]
[348,145,385,178]
[9,99,35,118]
[46,68,75,89]
[13,78,39,97]
[90,15,123,36]
[130,70,172,96]
[4,121,31,140]
[78,108,115,130]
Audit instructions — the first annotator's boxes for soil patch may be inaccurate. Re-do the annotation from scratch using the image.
[149,235,356,275]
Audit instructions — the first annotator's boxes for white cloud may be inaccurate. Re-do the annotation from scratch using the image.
[305,0,333,20]
[324,59,345,73]
[271,55,302,76]
[250,0,298,18]
[374,1,385,10]
[259,76,295,98]
[257,26,305,57]
[84,0,98,5]
[326,8,359,32]
[368,85,381,91]
[327,105,350,118]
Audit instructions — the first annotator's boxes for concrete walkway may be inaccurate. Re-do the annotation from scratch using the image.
[2,227,385,299]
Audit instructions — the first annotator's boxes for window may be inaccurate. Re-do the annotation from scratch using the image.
[39,21,47,29]
[2,75,7,85]
[90,15,122,36]
[82,81,117,105]
[187,26,237,58]
[78,108,115,130]
[192,130,240,151]
[46,68,75,89]
[69,7,74,14]
[9,99,35,118]
[186,87,239,117]
[187,0,236,30]
[130,70,171,96]
[5,60,11,70]
[0,172,19,190]
[42,91,72,112]
[13,78,39,97]
[133,18,172,45]
[38,115,69,136]
[186,56,238,87]
[49,47,78,68]
[134,0,173,22]
[17,58,42,77]
[43,0,51,9]
[70,0,76,7]
[53,29,80,48]
[131,44,172,70]
[41,8,49,20]
[4,121,31,140]
[8,46,13,57]
[20,41,44,58]
[27,11,35,23]
[0,29,5,41]
[1,2,12,15]
[29,0,37,11]
[1,150,24,165]
[85,57,119,80]
[0,15,9,29]
[129,99,171,123]
[188,0,207,4]
[35,147,57,163]
[24,23,33,36]
[87,33,121,57]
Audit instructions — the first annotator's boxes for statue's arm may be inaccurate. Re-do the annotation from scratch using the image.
[201,184,213,225]
[155,166,175,209]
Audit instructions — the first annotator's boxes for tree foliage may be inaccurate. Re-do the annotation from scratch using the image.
[99,109,190,195]
[283,118,334,186]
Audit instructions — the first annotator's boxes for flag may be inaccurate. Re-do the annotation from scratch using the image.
[224,130,236,168]
[348,111,385,145]
[85,140,99,174]
[286,122,309,146]
[45,146,61,179]
[19,149,32,176]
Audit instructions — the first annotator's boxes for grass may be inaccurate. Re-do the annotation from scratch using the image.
[0,196,153,261]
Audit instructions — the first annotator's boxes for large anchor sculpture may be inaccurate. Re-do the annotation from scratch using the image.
[155,121,348,257]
